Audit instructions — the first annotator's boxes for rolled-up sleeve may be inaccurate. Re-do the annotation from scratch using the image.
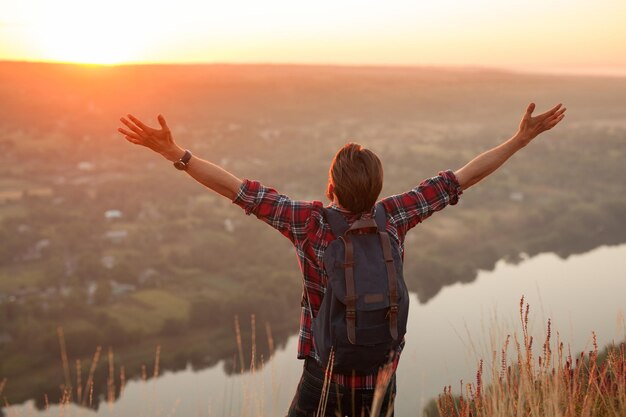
[232,179,314,245]
[380,170,463,238]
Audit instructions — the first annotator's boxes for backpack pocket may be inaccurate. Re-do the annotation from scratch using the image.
[332,321,397,373]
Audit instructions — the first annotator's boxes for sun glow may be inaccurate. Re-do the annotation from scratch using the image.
[8,0,166,65]
[1,0,625,73]
[31,21,141,65]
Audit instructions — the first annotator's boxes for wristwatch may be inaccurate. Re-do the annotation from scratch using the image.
[173,149,192,171]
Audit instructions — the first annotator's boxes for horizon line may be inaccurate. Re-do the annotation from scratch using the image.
[1,58,626,79]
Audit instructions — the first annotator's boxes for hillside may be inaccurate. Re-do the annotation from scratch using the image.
[1,61,625,407]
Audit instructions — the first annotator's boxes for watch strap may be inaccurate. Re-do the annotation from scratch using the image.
[180,149,192,164]
[173,149,192,170]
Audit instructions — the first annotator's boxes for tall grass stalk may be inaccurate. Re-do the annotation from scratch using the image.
[43,393,49,415]
[75,359,82,404]
[107,347,115,406]
[370,360,396,417]
[436,296,626,417]
[315,348,335,417]
[81,346,101,407]
[56,327,71,392]
[265,321,278,416]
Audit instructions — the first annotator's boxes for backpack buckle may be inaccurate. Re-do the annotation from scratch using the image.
[386,305,398,318]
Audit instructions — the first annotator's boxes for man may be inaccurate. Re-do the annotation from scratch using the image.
[118,102,566,416]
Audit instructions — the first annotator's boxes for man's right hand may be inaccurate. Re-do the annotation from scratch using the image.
[515,102,567,146]
[454,102,567,190]
[118,114,185,162]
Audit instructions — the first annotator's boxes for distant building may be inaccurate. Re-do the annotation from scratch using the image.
[104,209,123,220]
[509,192,524,202]
[86,281,98,304]
[22,238,51,261]
[0,190,22,203]
[104,229,128,243]
[25,187,53,198]
[110,280,136,296]
[101,255,116,269]
[77,161,95,171]
[59,286,73,297]
[138,268,158,285]
[224,218,235,233]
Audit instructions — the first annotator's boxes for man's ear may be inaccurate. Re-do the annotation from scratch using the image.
[326,182,334,201]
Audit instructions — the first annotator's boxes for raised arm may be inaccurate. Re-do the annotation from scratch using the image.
[454,103,566,190]
[117,114,243,200]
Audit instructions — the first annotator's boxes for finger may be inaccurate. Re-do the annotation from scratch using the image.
[554,113,566,123]
[121,116,149,136]
[157,114,170,131]
[537,103,563,120]
[120,117,148,137]
[127,114,154,132]
[125,135,142,145]
[546,108,567,123]
[524,103,536,119]
[547,103,562,115]
[117,127,143,140]
[546,114,565,129]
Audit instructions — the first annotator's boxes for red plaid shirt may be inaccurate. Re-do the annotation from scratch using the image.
[232,169,463,389]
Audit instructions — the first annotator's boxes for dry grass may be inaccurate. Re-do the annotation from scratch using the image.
[0,313,399,417]
[436,297,626,417]
[15,299,621,417]
[311,347,396,417]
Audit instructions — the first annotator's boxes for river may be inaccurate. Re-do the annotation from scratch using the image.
[5,243,626,417]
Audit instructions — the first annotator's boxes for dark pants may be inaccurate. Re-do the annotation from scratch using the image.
[287,359,396,417]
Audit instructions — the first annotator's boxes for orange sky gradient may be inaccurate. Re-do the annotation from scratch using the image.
[1,0,625,76]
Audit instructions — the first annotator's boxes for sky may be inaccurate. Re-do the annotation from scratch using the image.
[1,0,625,75]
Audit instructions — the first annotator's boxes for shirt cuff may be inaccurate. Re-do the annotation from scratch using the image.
[438,169,463,205]
[231,179,258,215]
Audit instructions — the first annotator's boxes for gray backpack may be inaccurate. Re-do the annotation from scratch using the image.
[313,202,409,374]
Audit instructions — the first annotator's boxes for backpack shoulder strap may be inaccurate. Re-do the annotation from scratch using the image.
[323,207,350,237]
[375,202,399,340]
[374,202,387,232]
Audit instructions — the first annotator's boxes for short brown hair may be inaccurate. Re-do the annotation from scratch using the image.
[326,143,383,213]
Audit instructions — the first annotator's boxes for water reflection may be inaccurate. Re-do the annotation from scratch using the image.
[5,244,626,417]
[400,243,626,415]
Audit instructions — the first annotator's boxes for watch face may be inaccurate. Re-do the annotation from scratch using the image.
[174,160,186,170]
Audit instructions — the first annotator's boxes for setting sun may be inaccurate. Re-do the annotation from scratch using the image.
[29,18,142,65]
[3,0,166,65]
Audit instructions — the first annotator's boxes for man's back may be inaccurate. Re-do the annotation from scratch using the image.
[232,169,463,388]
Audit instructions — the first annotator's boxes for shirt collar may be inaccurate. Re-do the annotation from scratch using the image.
[327,203,375,219]
[329,203,351,213]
